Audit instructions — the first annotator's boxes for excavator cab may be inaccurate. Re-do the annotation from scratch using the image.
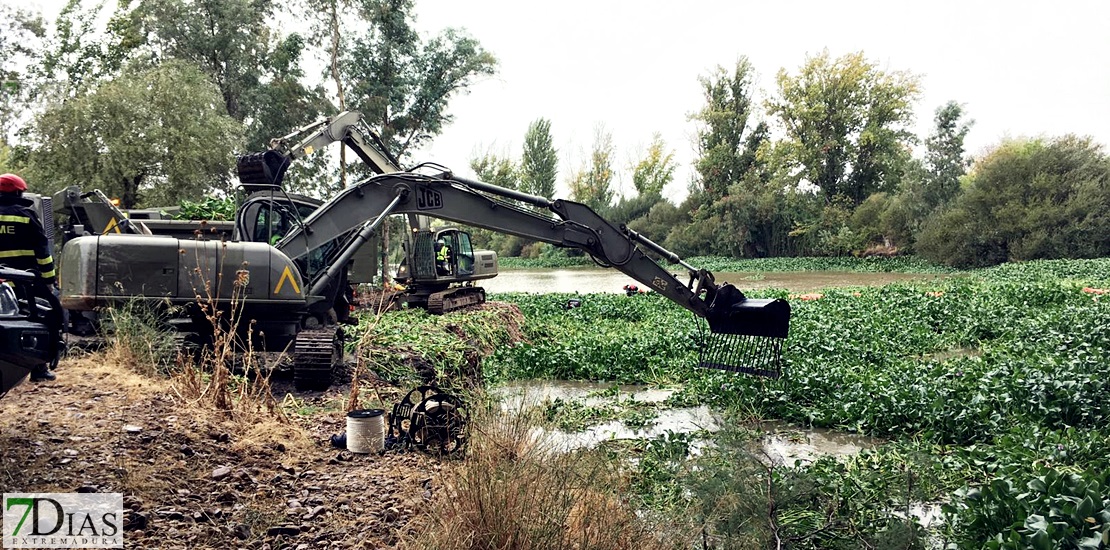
[393,228,497,313]
[400,228,495,284]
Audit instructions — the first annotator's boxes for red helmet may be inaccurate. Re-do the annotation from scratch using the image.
[0,174,27,193]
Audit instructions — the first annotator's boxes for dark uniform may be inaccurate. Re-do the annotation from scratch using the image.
[0,173,58,382]
[0,197,56,285]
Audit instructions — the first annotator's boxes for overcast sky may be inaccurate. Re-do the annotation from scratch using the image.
[23,0,1110,201]
[409,0,1110,200]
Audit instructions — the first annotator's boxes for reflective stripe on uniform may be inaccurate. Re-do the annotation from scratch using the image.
[39,269,56,279]
[0,249,35,258]
[37,256,53,266]
[0,215,30,224]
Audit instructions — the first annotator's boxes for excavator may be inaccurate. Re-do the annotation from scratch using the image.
[49,112,497,316]
[51,111,791,390]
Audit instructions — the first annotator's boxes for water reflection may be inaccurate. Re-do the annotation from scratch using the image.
[758,420,881,465]
[495,379,880,462]
[484,268,937,294]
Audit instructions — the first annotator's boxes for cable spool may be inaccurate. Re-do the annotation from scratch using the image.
[346,409,386,454]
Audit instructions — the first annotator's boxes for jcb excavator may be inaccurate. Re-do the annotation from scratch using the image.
[54,112,791,389]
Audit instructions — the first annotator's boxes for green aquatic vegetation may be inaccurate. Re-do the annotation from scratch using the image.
[351,305,521,386]
[485,292,700,384]
[349,257,1110,548]
[498,254,956,273]
[496,255,596,269]
[542,394,662,432]
[488,261,1110,548]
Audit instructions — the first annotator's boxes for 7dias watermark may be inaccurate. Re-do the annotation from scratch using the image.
[3,494,123,549]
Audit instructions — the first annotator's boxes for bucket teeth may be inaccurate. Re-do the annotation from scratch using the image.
[698,332,784,378]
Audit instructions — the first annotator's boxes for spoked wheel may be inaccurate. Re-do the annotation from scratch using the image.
[409,392,468,455]
[389,385,468,455]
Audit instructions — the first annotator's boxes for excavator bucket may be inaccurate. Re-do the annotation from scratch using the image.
[236,150,292,186]
[701,284,790,378]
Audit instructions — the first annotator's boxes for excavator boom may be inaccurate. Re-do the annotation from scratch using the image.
[273,169,791,376]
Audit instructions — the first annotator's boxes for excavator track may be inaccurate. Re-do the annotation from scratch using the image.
[293,326,343,391]
[426,287,486,315]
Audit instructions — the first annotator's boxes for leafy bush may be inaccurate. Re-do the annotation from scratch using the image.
[175,196,237,220]
[917,136,1110,268]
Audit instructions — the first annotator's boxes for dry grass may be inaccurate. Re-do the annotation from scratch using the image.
[401,403,679,550]
[98,255,297,461]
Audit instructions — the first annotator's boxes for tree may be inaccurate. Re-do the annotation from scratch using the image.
[917,136,1110,267]
[125,0,327,151]
[27,61,243,208]
[343,0,497,161]
[631,133,676,197]
[32,1,124,101]
[768,50,920,205]
[243,34,333,149]
[470,151,518,190]
[692,58,764,199]
[675,59,807,258]
[0,5,45,142]
[520,118,558,199]
[468,151,524,255]
[132,0,268,122]
[920,101,973,212]
[608,134,676,228]
[568,126,615,212]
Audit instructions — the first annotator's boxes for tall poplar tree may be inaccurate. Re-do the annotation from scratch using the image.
[520,118,558,199]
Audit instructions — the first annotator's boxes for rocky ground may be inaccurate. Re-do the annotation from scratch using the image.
[0,353,448,549]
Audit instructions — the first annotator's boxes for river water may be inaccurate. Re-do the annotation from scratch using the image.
[495,379,880,464]
[483,267,936,294]
[485,268,933,461]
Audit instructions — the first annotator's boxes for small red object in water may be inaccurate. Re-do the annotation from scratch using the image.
[791,293,823,301]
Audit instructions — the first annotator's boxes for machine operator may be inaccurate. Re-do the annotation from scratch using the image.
[435,238,452,275]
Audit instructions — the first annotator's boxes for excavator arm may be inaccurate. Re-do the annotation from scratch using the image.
[277,172,709,314]
[236,110,790,377]
[236,111,403,189]
[275,170,791,377]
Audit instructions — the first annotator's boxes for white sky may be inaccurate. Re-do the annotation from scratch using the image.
[22,0,1110,201]
[409,0,1110,200]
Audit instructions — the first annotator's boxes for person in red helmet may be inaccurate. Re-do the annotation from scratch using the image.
[0,173,58,381]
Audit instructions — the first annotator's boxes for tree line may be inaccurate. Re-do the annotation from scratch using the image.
[470,54,1110,268]
[2,1,1106,268]
[0,0,495,206]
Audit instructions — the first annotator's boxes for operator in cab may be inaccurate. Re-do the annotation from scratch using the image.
[435,238,452,276]
[0,173,58,381]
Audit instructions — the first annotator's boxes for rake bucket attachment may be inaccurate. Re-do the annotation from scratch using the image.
[700,284,791,378]
[236,150,292,186]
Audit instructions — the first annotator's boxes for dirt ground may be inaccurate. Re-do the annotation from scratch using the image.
[0,353,446,549]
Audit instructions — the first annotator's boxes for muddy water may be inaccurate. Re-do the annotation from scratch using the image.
[484,268,937,294]
[495,380,879,462]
